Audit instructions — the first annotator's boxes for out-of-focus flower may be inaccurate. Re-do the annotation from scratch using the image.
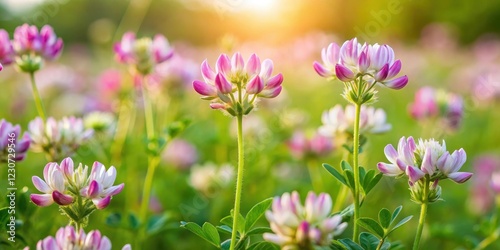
[114,32,173,75]
[313,38,408,103]
[378,136,472,203]
[31,157,124,212]
[491,172,500,195]
[468,156,500,214]
[28,116,93,161]
[319,104,391,138]
[0,30,14,65]
[264,191,347,249]
[11,24,63,73]
[99,69,123,94]
[162,139,198,170]
[192,52,283,116]
[31,162,74,206]
[83,111,115,135]
[409,86,464,130]
[0,119,30,162]
[288,131,333,159]
[26,225,131,250]
[189,163,234,196]
[80,161,124,209]
[473,72,500,104]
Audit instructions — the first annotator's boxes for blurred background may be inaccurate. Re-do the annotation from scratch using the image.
[1,0,500,249]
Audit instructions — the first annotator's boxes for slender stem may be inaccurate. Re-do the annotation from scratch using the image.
[138,77,160,240]
[352,103,362,243]
[29,72,47,121]
[376,239,385,250]
[230,113,244,250]
[474,228,500,250]
[413,178,429,250]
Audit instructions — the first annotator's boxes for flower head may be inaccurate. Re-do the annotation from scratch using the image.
[264,191,347,249]
[0,119,30,162]
[27,225,131,250]
[114,32,173,75]
[0,29,14,65]
[83,111,115,134]
[314,38,408,104]
[30,161,74,206]
[28,116,93,161]
[11,24,63,72]
[192,52,283,116]
[288,131,333,159]
[80,162,124,209]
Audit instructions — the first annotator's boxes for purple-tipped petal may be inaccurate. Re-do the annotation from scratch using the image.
[246,76,264,94]
[375,64,389,81]
[201,60,216,82]
[448,172,473,183]
[267,73,283,89]
[383,75,408,89]
[377,162,403,176]
[209,103,226,110]
[94,196,112,209]
[32,176,51,193]
[358,51,370,73]
[383,144,398,163]
[296,221,310,243]
[313,61,332,77]
[231,52,244,72]
[30,194,53,206]
[193,80,216,97]
[245,54,261,76]
[335,64,355,82]
[406,166,425,184]
[259,86,282,98]
[87,180,101,198]
[215,73,233,94]
[421,148,435,175]
[387,60,401,79]
[216,54,231,75]
[52,191,74,205]
[104,183,124,196]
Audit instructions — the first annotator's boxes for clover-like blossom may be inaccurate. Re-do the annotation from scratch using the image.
[114,32,173,75]
[264,191,347,249]
[314,38,408,90]
[80,162,125,209]
[192,52,283,116]
[30,162,74,206]
[410,86,464,130]
[318,104,391,138]
[0,119,30,162]
[28,116,93,161]
[378,136,472,185]
[0,29,14,65]
[287,131,333,159]
[25,225,131,250]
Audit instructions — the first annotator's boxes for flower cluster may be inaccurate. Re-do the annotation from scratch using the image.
[287,131,333,159]
[0,24,63,73]
[83,111,115,135]
[25,225,131,250]
[264,191,347,249]
[192,52,283,116]
[319,104,391,138]
[0,119,30,162]
[410,86,464,130]
[28,116,93,161]
[189,162,234,196]
[114,32,174,75]
[314,38,408,104]
[378,136,472,203]
[31,157,124,210]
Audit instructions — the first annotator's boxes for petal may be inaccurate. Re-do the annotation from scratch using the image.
[448,172,473,183]
[215,73,233,94]
[387,60,402,79]
[87,180,101,198]
[245,54,261,76]
[260,59,274,79]
[98,236,112,250]
[375,64,389,81]
[421,148,435,175]
[60,157,74,179]
[313,61,332,78]
[201,60,216,83]
[93,196,111,209]
[122,244,132,250]
[377,162,403,176]
[335,64,355,82]
[246,76,264,94]
[383,144,398,164]
[215,54,231,75]
[32,176,51,193]
[258,86,282,98]
[209,103,226,110]
[266,73,283,89]
[383,75,408,89]
[358,51,370,73]
[30,194,53,206]
[103,183,124,196]
[103,166,117,187]
[231,52,244,72]
[52,191,74,205]
[406,166,425,184]
[193,80,216,96]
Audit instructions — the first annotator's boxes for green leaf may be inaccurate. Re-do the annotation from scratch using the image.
[391,206,403,225]
[245,198,272,232]
[344,170,355,191]
[247,241,280,250]
[105,213,122,227]
[338,239,364,250]
[246,227,272,236]
[389,216,413,235]
[0,207,10,226]
[341,160,352,171]
[221,239,231,250]
[129,213,140,230]
[357,218,384,238]
[359,166,366,184]
[323,163,347,186]
[359,232,380,250]
[342,144,354,154]
[330,240,349,250]
[146,213,170,234]
[337,204,354,222]
[378,208,392,229]
[365,172,383,195]
[361,170,375,193]
[217,225,232,235]
[202,222,221,246]
[220,215,233,227]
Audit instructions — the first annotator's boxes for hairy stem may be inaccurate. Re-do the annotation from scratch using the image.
[352,102,362,243]
[29,72,47,121]
[413,178,430,250]
[230,113,245,250]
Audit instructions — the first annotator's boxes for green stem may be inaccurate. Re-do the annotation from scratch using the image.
[230,113,244,250]
[474,228,500,250]
[376,239,385,250]
[138,77,160,241]
[29,72,47,121]
[352,103,362,243]
[413,178,429,250]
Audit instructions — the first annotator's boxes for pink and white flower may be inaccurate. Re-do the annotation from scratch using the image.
[81,162,124,209]
[31,162,74,206]
[12,24,63,60]
[0,119,30,162]
[264,191,347,248]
